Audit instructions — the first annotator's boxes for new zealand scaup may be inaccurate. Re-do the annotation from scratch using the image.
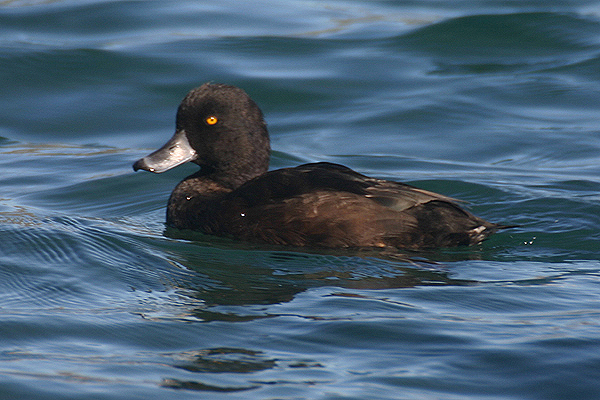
[133,83,506,249]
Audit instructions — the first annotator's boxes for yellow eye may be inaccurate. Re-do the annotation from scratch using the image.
[205,116,218,125]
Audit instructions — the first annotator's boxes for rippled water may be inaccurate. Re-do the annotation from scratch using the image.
[2,1,600,399]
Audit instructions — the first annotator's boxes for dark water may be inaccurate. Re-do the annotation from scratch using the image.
[2,1,600,399]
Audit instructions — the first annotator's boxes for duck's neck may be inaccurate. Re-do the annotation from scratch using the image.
[206,143,270,190]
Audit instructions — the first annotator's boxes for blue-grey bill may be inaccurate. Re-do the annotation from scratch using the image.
[132,130,197,173]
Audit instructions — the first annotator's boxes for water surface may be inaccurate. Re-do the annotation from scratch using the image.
[1,1,600,399]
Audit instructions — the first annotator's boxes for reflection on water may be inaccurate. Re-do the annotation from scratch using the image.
[157,236,478,324]
[163,347,324,392]
[161,378,258,392]
[174,347,276,374]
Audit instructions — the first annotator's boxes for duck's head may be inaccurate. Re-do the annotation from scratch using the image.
[133,83,270,188]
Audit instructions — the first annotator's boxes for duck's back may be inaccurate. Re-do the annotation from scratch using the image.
[176,162,499,249]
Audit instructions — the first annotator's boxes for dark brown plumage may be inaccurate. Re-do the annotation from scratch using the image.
[133,83,505,250]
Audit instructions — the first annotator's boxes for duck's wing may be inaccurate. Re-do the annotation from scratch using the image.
[295,162,464,212]
[363,181,464,212]
[231,161,462,212]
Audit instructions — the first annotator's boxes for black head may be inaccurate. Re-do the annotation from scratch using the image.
[133,83,270,189]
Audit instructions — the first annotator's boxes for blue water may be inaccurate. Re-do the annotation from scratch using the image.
[2,1,600,399]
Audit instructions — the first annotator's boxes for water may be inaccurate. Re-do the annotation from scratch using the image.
[2,1,600,399]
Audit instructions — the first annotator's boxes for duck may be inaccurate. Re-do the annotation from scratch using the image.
[133,83,506,250]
